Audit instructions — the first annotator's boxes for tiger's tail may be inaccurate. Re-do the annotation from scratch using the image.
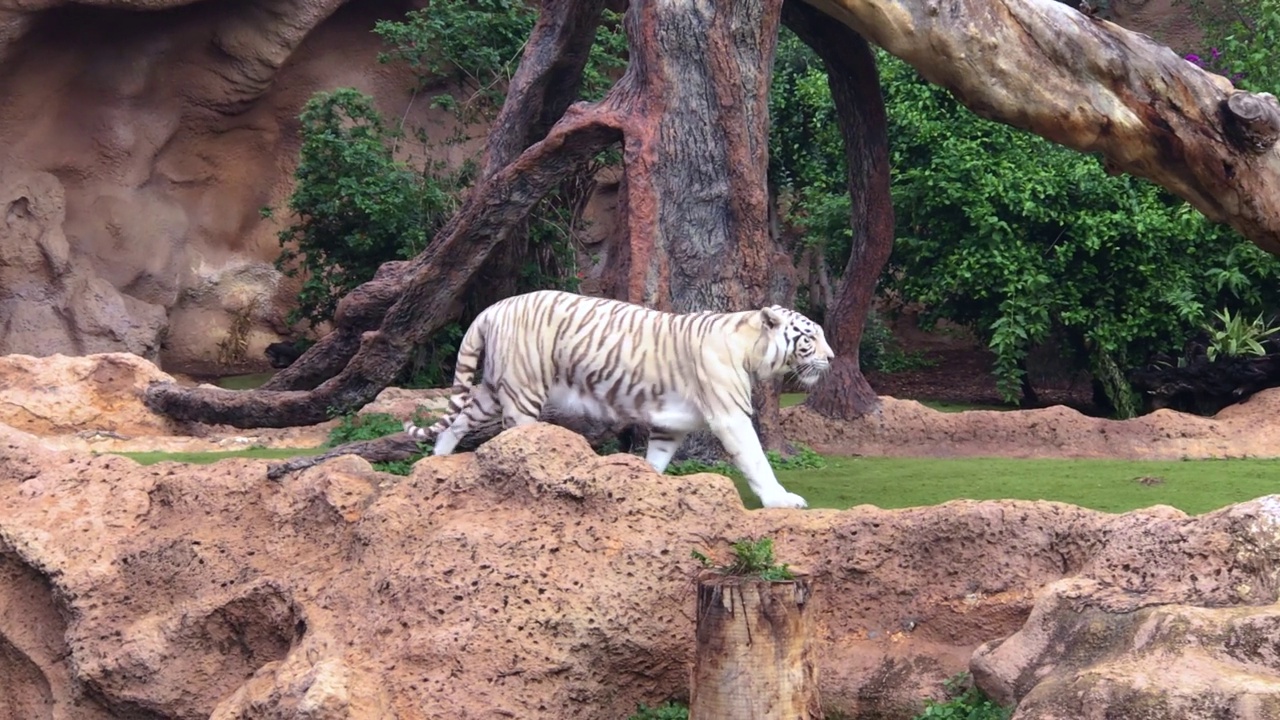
[403,314,489,443]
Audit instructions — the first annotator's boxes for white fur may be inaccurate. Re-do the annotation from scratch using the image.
[404,290,834,508]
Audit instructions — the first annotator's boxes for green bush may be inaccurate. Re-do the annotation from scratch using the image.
[627,702,688,720]
[273,89,458,329]
[691,537,795,582]
[327,412,416,446]
[913,674,1011,720]
[881,50,1280,412]
[768,22,1280,416]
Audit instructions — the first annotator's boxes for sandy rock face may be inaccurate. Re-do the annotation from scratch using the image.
[3,422,1280,718]
[0,352,183,436]
[0,0,433,373]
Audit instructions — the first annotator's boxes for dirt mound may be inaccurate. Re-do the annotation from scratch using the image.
[3,422,1279,718]
[782,388,1280,460]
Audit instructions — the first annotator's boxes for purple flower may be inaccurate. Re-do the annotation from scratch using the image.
[1185,53,1203,66]
[1211,47,1221,59]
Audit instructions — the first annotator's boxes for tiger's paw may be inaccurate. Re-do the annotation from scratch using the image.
[760,491,808,509]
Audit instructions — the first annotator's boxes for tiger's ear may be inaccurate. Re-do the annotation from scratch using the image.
[760,306,787,330]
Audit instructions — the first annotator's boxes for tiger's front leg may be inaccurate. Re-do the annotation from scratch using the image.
[707,413,808,509]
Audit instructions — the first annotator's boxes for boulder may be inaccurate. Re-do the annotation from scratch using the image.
[0,172,168,360]
[2,422,1279,718]
[971,497,1280,719]
[0,352,183,436]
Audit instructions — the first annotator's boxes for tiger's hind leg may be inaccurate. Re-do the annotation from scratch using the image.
[643,428,687,474]
[434,383,501,456]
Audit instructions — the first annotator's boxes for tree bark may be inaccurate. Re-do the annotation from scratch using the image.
[597,0,794,459]
[803,0,1280,255]
[785,2,896,420]
[689,575,822,719]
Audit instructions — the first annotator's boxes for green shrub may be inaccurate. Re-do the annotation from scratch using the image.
[913,674,1011,720]
[768,23,1280,417]
[1204,307,1280,361]
[879,52,1280,414]
[273,89,456,329]
[327,412,414,447]
[627,702,688,720]
[665,443,826,478]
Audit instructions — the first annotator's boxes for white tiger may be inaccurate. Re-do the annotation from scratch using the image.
[403,289,834,508]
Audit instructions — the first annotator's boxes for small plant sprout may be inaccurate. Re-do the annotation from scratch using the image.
[692,537,796,582]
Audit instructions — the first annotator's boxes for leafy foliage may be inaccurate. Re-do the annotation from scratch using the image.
[914,674,1011,720]
[692,537,796,582]
[1203,308,1280,361]
[327,412,416,446]
[1181,0,1280,94]
[877,53,1280,414]
[665,443,826,478]
[327,411,434,475]
[769,20,1280,416]
[274,89,460,328]
[769,30,852,274]
[627,702,689,720]
[860,310,936,373]
[374,0,626,117]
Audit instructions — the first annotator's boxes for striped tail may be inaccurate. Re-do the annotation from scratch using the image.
[403,315,489,442]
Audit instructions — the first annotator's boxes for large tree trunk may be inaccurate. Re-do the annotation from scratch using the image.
[601,0,793,458]
[784,1,895,420]
[805,0,1280,253]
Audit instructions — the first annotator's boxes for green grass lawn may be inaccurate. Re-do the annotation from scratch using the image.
[110,446,1279,517]
[112,447,325,465]
[756,456,1280,515]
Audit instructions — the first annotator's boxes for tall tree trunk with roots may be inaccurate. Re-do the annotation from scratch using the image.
[599,0,793,458]
[784,2,896,420]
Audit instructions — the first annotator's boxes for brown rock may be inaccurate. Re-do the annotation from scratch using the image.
[0,352,184,436]
[2,422,1279,718]
[0,172,168,360]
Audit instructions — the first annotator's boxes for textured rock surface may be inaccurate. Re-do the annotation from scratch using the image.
[0,352,184,436]
[3,421,1279,718]
[0,353,451,453]
[0,0,433,373]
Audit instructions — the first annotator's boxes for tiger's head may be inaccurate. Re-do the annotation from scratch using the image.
[757,306,835,386]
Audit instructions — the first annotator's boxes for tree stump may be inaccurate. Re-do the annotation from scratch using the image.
[689,575,822,719]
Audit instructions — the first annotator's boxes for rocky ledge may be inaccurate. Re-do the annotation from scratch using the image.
[3,418,1280,719]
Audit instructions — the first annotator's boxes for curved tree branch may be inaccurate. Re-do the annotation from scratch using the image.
[145,105,623,427]
[805,0,1280,254]
[254,0,610,394]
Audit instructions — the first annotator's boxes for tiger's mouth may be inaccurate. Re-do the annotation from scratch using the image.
[794,360,830,387]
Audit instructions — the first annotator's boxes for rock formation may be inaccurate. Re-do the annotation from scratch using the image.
[0,0,449,374]
[3,415,1280,718]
